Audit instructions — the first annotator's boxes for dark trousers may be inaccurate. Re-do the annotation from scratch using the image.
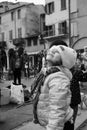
[63,121,74,130]
[33,94,39,121]
[33,100,38,121]
[63,105,78,130]
[13,68,21,85]
[73,105,78,123]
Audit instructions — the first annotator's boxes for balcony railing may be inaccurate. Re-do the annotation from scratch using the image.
[42,28,68,38]
[43,29,55,37]
[58,28,67,35]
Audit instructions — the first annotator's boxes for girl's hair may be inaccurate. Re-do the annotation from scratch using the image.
[49,39,68,48]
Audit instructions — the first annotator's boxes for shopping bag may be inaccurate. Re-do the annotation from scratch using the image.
[10,83,24,105]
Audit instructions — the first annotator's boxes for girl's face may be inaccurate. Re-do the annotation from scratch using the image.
[46,46,61,66]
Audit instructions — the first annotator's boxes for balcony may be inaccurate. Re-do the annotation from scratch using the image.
[42,28,68,40]
[13,38,25,47]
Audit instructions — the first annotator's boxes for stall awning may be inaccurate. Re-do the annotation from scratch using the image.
[27,51,40,55]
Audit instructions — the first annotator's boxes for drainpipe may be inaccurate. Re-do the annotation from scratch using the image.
[68,0,71,47]
[14,11,17,39]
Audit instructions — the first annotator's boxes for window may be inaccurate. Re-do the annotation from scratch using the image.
[1,32,4,41]
[59,21,67,34]
[61,0,66,10]
[18,28,22,38]
[40,14,46,32]
[27,39,31,46]
[44,25,55,37]
[71,0,77,13]
[45,2,54,14]
[33,38,37,46]
[0,16,1,24]
[9,30,13,40]
[5,5,9,11]
[18,9,21,19]
[11,12,15,21]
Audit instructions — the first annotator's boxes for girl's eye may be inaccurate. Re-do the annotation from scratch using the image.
[52,51,55,54]
[52,50,59,54]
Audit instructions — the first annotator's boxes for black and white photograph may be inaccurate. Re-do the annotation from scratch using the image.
[0,0,87,130]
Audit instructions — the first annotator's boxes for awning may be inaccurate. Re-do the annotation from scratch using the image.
[44,34,68,42]
[27,51,40,55]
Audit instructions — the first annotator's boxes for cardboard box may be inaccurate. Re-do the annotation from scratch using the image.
[0,87,10,106]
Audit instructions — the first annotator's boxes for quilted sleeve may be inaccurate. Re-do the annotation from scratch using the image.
[46,77,69,130]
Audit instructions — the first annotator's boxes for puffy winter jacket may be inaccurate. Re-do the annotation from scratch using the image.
[37,67,73,130]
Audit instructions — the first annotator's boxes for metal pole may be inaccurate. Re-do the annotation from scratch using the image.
[68,0,71,47]
[14,11,16,39]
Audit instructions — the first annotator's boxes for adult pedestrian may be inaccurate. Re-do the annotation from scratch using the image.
[67,57,87,130]
[24,61,30,78]
[0,49,3,81]
[32,45,77,130]
[13,51,23,85]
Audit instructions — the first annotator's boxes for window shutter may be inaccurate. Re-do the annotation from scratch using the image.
[71,22,78,36]
[52,2,54,12]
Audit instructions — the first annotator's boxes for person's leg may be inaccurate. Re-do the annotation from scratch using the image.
[24,68,27,77]
[63,121,74,130]
[13,70,17,85]
[63,106,78,130]
[18,69,21,85]
[73,106,78,123]
[28,69,30,78]
[33,97,39,124]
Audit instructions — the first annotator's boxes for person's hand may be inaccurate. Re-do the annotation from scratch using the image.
[41,67,47,75]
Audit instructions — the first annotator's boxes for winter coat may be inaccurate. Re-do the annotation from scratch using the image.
[10,56,23,71]
[70,69,87,108]
[37,66,73,130]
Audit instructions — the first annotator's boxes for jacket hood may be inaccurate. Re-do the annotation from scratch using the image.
[58,66,72,80]
[47,45,77,69]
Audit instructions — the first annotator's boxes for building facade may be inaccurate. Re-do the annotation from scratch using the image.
[71,0,87,52]
[0,2,45,69]
[41,0,70,48]
[41,0,87,51]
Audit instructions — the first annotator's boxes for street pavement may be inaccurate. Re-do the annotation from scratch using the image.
[0,77,87,130]
[0,77,34,130]
[11,106,87,130]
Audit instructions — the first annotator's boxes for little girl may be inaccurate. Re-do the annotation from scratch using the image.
[33,45,77,130]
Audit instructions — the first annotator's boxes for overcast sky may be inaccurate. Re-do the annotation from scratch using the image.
[0,0,45,5]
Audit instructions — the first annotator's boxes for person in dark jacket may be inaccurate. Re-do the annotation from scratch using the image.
[67,58,87,130]
[0,50,3,81]
[12,51,23,85]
